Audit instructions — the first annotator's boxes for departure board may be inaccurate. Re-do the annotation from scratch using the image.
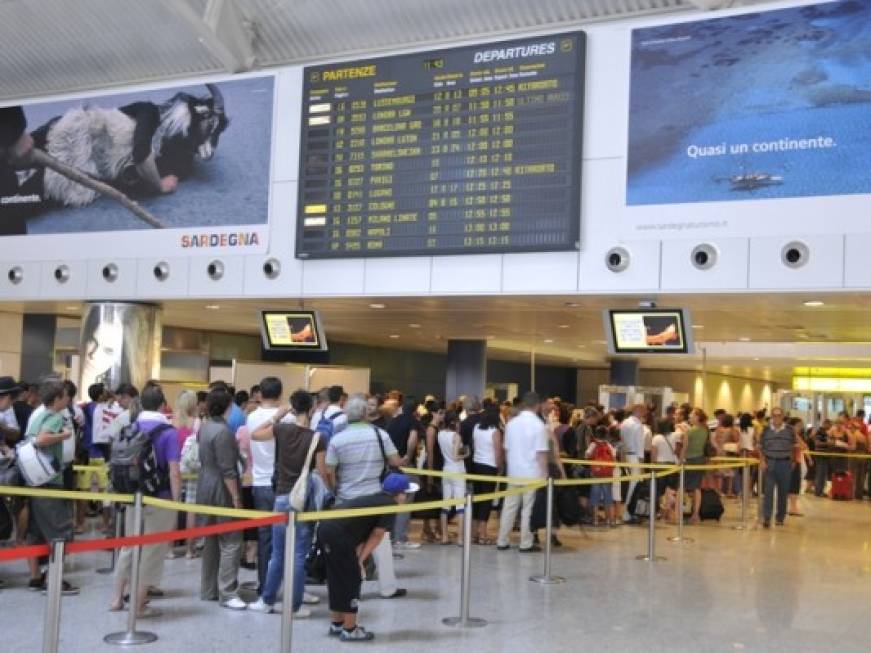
[295,32,585,259]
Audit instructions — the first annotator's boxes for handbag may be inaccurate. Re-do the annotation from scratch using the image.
[290,432,320,512]
[374,427,401,482]
[16,440,59,487]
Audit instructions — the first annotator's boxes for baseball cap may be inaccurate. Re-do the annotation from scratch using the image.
[0,376,22,396]
[382,472,420,495]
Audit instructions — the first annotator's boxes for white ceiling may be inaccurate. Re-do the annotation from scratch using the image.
[0,0,778,102]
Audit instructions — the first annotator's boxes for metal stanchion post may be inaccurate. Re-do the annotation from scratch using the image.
[97,505,124,574]
[733,460,750,531]
[104,492,157,646]
[637,471,665,561]
[280,511,297,653]
[668,464,693,544]
[756,458,764,523]
[42,539,65,653]
[530,478,565,584]
[443,492,487,628]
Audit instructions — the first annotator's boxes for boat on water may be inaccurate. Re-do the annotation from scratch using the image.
[729,172,784,192]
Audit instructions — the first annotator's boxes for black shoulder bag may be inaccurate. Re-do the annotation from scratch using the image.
[374,427,401,482]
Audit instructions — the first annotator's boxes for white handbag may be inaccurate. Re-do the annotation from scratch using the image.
[16,440,59,487]
[289,433,320,512]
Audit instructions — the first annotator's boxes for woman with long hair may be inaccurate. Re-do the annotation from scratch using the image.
[471,405,504,545]
[176,390,201,559]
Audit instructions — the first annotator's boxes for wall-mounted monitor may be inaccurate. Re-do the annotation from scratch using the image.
[295,31,586,258]
[260,310,328,352]
[603,308,693,355]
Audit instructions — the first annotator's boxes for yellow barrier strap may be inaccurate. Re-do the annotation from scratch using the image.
[0,485,134,504]
[807,450,871,460]
[398,466,538,484]
[298,497,467,523]
[142,496,277,520]
[560,457,677,470]
[474,481,547,502]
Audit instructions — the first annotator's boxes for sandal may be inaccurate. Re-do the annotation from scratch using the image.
[476,538,496,546]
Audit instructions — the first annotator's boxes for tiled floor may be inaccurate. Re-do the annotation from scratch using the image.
[2,493,870,652]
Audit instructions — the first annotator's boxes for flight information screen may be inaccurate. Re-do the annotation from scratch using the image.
[295,32,585,259]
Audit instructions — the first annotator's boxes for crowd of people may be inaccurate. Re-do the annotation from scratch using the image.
[1,372,870,641]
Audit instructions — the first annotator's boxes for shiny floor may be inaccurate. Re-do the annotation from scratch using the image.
[2,494,870,653]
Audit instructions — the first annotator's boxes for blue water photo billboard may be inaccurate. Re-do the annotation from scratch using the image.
[626,0,871,207]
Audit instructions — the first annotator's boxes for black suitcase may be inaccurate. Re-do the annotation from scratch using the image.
[698,488,724,521]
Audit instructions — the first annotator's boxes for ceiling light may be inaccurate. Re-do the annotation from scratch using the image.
[692,324,704,329]
[544,339,554,343]
[738,336,751,342]
[557,324,570,329]
[564,302,581,308]
[753,358,760,361]
[368,303,385,309]
[389,334,400,339]
[64,305,79,311]
[803,300,824,307]
[408,323,420,328]
[593,339,607,345]
[205,304,220,310]
[577,344,586,348]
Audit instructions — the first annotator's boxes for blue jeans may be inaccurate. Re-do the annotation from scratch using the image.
[252,486,275,592]
[261,495,312,610]
[763,458,792,523]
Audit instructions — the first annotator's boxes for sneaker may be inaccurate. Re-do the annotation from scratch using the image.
[340,626,375,642]
[293,607,312,619]
[42,581,79,596]
[221,597,248,610]
[393,541,422,551]
[519,545,542,553]
[762,521,771,529]
[775,521,784,527]
[248,598,274,614]
[380,588,407,599]
[302,592,320,605]
[329,622,344,637]
[28,574,46,592]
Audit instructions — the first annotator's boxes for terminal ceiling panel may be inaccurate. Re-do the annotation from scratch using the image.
[0,0,776,102]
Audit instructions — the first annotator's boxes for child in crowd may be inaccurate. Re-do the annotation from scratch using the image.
[587,425,616,527]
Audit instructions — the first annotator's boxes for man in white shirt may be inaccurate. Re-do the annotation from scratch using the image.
[108,383,139,440]
[496,392,550,552]
[621,404,647,522]
[245,376,289,593]
[310,385,348,437]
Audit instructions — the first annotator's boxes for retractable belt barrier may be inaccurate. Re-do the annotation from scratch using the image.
[806,450,871,460]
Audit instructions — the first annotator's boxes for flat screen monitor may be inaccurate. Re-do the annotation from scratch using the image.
[260,310,328,352]
[603,308,693,355]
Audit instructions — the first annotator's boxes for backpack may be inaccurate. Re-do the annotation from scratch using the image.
[314,411,343,443]
[110,422,174,495]
[590,440,615,478]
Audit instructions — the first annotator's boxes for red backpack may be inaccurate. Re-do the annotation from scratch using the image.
[590,440,614,478]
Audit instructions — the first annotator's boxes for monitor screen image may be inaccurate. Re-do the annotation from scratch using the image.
[260,311,328,351]
[604,308,692,355]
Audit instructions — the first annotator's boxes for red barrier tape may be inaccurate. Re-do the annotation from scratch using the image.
[0,544,50,562]
[0,514,286,563]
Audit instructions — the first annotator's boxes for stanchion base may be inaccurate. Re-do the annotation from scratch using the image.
[529,574,566,585]
[104,630,158,646]
[442,617,488,628]
[667,536,694,543]
[636,555,666,562]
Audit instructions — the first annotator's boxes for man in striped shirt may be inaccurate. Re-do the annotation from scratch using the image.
[760,407,795,528]
[326,393,406,599]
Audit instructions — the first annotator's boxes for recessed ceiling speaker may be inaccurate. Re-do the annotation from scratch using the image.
[7,266,23,285]
[263,258,281,279]
[691,243,718,270]
[781,241,809,269]
[207,260,224,281]
[101,263,119,283]
[605,246,630,273]
[54,264,70,284]
[153,261,170,281]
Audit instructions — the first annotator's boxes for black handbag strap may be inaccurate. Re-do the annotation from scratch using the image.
[374,426,389,479]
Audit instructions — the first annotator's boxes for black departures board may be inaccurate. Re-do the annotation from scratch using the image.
[295,31,585,259]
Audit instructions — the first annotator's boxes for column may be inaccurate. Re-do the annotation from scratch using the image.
[20,314,55,382]
[445,339,486,402]
[79,302,162,392]
[609,359,638,387]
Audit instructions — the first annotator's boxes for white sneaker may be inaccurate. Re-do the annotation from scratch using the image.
[222,597,248,611]
[393,541,422,551]
[248,598,274,614]
[302,592,320,605]
[294,607,312,619]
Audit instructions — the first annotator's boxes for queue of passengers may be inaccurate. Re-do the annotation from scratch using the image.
[1,373,868,639]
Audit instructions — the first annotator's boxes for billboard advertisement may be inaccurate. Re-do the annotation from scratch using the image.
[0,75,274,258]
[624,1,871,238]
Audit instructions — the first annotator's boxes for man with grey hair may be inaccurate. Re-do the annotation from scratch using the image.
[325,393,407,599]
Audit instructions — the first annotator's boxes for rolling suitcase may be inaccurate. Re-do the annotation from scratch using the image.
[831,471,853,500]
[698,488,724,521]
